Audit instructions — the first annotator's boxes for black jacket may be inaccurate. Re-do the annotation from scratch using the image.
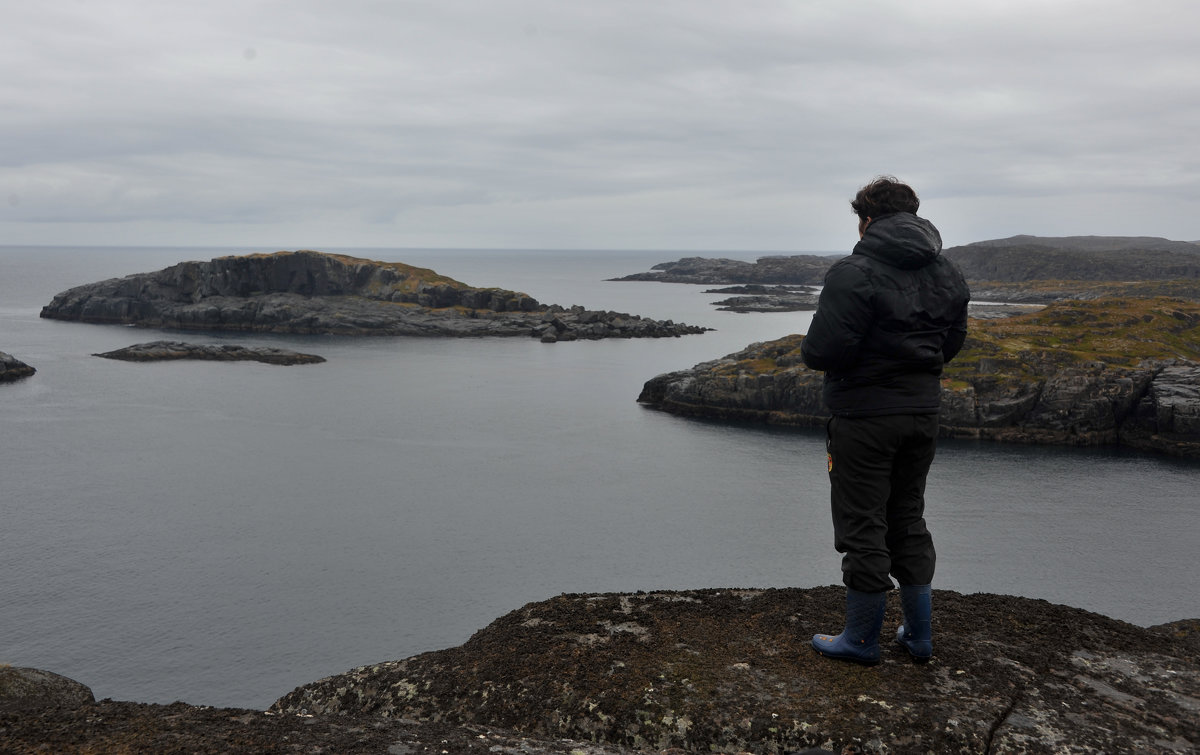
[800,212,970,417]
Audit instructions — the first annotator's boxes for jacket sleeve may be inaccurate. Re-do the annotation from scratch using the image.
[800,260,875,373]
[941,292,970,364]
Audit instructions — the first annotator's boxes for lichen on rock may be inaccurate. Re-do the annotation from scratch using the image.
[272,587,1200,754]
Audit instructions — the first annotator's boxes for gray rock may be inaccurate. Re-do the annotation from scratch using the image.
[0,666,94,712]
[272,588,1200,754]
[0,351,36,383]
[94,341,326,365]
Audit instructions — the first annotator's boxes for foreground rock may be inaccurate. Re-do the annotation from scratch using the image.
[94,340,325,365]
[5,590,1194,754]
[274,588,1198,754]
[0,698,625,755]
[40,250,708,341]
[638,297,1200,458]
[0,351,36,382]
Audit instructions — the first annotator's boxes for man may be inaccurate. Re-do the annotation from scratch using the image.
[800,176,969,665]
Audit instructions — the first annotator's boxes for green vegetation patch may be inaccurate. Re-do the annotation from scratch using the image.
[721,298,1198,385]
[942,297,1200,384]
[716,334,806,376]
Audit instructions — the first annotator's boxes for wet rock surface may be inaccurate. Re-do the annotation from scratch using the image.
[40,250,708,341]
[0,351,35,382]
[6,589,1195,754]
[94,340,327,365]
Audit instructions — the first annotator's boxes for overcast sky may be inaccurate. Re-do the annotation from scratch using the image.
[3,1,1198,252]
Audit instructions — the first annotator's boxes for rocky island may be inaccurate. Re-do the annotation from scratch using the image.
[94,340,326,365]
[613,235,1200,310]
[614,236,1200,291]
[40,250,708,342]
[3,587,1197,754]
[705,284,821,313]
[639,297,1200,459]
[0,351,36,382]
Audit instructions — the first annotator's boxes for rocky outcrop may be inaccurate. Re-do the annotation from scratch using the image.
[0,667,93,714]
[611,255,834,285]
[40,250,708,341]
[946,236,1200,282]
[612,237,1200,303]
[640,347,1200,458]
[638,298,1200,458]
[705,285,820,312]
[4,590,1197,754]
[273,588,1199,754]
[0,698,623,755]
[1120,362,1200,457]
[94,341,326,365]
[0,352,35,382]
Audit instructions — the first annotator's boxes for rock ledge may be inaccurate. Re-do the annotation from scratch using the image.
[2,589,1197,754]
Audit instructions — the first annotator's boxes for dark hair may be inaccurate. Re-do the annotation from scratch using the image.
[850,176,919,221]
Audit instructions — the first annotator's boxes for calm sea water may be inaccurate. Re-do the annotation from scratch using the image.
[2,246,1197,710]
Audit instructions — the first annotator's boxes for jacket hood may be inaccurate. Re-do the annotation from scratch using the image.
[852,212,942,270]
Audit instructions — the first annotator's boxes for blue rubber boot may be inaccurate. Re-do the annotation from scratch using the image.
[895,583,932,663]
[811,588,887,665]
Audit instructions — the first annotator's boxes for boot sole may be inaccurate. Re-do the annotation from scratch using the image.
[812,647,880,666]
[895,639,932,664]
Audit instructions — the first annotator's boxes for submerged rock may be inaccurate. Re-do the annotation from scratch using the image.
[40,250,708,341]
[0,351,35,382]
[94,341,325,365]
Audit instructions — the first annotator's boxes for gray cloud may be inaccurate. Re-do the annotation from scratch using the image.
[3,0,1198,250]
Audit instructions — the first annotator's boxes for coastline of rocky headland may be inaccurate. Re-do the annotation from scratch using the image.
[4,588,1197,754]
[94,340,326,365]
[39,250,708,342]
[611,235,1200,302]
[0,351,35,382]
[638,297,1200,459]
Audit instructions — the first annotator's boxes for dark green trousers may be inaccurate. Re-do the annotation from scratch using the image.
[826,413,939,593]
